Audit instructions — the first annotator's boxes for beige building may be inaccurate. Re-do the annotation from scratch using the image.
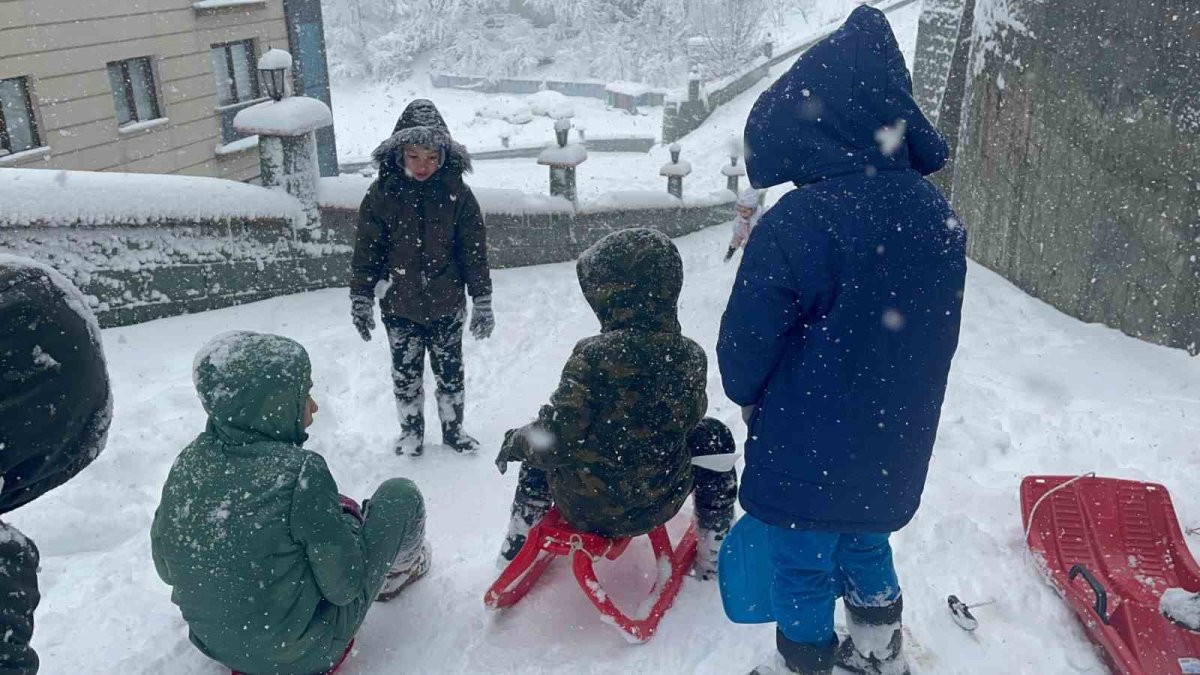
[0,0,302,181]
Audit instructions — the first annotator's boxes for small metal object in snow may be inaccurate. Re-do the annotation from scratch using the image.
[948,594,994,631]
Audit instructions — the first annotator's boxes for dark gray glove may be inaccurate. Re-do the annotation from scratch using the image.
[470,294,494,340]
[724,246,737,262]
[351,295,375,342]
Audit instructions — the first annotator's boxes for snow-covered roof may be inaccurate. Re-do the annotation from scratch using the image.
[234,97,333,137]
[605,81,656,97]
[0,168,302,228]
[537,143,588,167]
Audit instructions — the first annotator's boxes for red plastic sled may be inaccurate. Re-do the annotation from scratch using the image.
[231,639,353,675]
[1021,475,1200,675]
[484,506,698,643]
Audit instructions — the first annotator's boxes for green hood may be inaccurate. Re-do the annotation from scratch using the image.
[576,228,683,334]
[192,332,311,447]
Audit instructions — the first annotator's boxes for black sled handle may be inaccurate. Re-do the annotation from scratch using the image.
[1069,564,1110,625]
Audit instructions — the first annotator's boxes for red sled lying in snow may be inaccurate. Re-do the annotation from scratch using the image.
[484,506,697,643]
[1021,475,1200,675]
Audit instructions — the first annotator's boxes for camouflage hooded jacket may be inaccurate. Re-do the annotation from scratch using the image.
[501,229,708,537]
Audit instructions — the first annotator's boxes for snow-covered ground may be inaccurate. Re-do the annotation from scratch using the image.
[15,3,1200,674]
[13,224,1200,674]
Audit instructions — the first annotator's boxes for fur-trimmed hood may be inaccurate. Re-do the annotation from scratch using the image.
[372,99,472,181]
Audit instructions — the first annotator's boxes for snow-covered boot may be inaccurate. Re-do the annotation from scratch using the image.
[438,392,479,453]
[442,426,480,454]
[498,465,552,567]
[836,597,910,675]
[689,418,739,580]
[1161,588,1200,632]
[394,430,424,457]
[376,539,431,602]
[748,631,837,674]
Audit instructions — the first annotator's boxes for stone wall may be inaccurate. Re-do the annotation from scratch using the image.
[944,0,1200,352]
[2,198,732,328]
[911,0,976,194]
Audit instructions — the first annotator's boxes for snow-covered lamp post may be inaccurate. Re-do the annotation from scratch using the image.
[234,49,333,235]
[660,142,692,200]
[576,122,586,144]
[721,136,746,193]
[538,118,587,204]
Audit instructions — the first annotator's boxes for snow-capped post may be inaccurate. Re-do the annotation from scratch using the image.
[660,142,692,200]
[499,131,511,148]
[234,49,333,236]
[576,122,586,144]
[538,118,587,204]
[722,136,746,193]
[687,66,702,104]
[763,33,774,59]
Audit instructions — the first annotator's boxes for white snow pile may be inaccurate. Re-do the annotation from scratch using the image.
[527,91,575,120]
[475,101,534,126]
[538,143,588,167]
[1161,589,1200,631]
[970,0,1041,76]
[0,168,303,228]
[579,190,681,213]
[660,160,694,177]
[257,48,293,72]
[234,97,334,136]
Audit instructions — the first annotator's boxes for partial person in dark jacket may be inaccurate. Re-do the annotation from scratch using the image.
[719,8,967,675]
[495,229,738,579]
[0,257,113,675]
[349,99,493,456]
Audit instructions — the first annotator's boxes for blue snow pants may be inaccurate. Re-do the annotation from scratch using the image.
[768,527,901,645]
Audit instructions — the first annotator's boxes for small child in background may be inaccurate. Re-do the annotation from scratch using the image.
[725,188,763,262]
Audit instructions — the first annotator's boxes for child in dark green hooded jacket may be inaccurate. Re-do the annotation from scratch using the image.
[151,331,428,675]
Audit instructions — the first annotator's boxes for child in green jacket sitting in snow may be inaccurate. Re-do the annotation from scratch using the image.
[151,332,429,675]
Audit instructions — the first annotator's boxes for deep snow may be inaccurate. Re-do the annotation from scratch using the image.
[11,2,1200,673]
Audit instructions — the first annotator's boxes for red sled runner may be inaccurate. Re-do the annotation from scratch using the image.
[1021,475,1200,675]
[484,506,698,643]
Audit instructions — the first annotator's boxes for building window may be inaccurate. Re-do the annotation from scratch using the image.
[211,40,260,107]
[0,77,41,156]
[107,57,162,126]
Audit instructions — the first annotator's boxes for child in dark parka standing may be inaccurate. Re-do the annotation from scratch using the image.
[350,99,494,456]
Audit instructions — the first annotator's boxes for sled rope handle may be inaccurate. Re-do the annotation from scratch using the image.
[1023,472,1096,543]
[567,533,612,563]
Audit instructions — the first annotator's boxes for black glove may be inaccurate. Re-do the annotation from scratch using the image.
[495,428,526,475]
[724,247,737,262]
[470,294,495,340]
[351,295,375,342]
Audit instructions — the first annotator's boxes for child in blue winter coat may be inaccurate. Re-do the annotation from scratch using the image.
[718,7,966,675]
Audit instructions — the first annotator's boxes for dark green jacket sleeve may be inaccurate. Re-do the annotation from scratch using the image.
[453,188,492,300]
[0,522,39,675]
[290,454,367,607]
[349,191,388,299]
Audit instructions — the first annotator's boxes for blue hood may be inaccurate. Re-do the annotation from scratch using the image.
[745,6,948,189]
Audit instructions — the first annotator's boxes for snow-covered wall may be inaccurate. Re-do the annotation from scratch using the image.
[320,175,733,270]
[911,0,976,193]
[945,0,1200,353]
[0,170,731,329]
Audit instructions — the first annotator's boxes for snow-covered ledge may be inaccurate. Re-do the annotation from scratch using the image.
[117,117,170,135]
[0,146,51,167]
[192,0,267,10]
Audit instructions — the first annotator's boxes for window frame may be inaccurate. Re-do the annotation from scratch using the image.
[0,76,42,157]
[107,56,163,127]
[211,39,261,108]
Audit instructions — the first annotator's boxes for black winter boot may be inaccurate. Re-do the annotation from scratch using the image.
[748,631,837,674]
[689,418,739,580]
[836,596,910,675]
[498,465,552,566]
